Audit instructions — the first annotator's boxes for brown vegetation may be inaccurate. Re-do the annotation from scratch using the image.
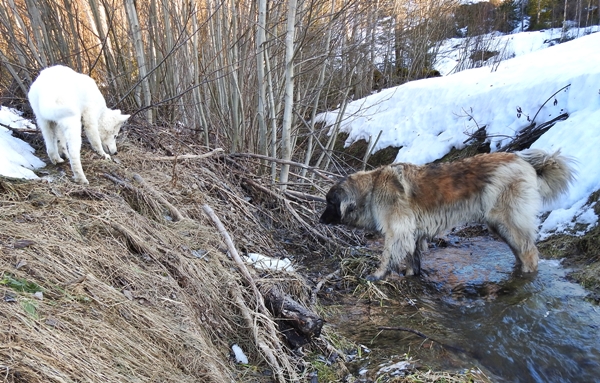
[0,126,337,382]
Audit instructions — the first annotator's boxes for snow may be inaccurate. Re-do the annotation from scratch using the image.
[0,106,45,179]
[316,30,600,237]
[243,252,295,272]
[231,344,248,364]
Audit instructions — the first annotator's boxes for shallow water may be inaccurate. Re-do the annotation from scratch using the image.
[328,236,600,382]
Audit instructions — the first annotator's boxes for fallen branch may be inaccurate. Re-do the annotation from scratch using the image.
[146,147,224,161]
[102,173,135,190]
[264,285,324,348]
[230,284,289,382]
[203,205,296,381]
[105,219,158,259]
[132,173,185,221]
[202,205,324,348]
[103,173,185,222]
[500,84,571,152]
[242,178,339,245]
[202,204,260,289]
[499,112,569,152]
[0,121,38,134]
[284,189,326,203]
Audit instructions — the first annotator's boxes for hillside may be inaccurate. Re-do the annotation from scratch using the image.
[0,126,328,382]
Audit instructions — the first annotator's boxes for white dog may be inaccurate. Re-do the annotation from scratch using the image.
[28,65,129,184]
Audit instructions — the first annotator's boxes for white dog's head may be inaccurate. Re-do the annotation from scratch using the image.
[99,109,130,155]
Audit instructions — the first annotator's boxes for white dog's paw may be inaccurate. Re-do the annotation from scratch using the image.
[48,153,65,164]
[73,175,89,184]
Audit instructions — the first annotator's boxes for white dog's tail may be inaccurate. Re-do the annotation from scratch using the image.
[517,149,576,204]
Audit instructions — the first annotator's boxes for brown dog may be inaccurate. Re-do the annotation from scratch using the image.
[319,149,575,281]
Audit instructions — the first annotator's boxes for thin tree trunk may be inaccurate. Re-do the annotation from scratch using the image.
[562,0,568,41]
[6,0,46,67]
[87,0,117,93]
[256,0,268,156]
[264,49,279,182]
[124,0,152,123]
[300,0,335,178]
[278,0,297,191]
[190,4,209,146]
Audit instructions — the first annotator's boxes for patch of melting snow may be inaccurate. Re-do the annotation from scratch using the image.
[242,252,294,271]
[377,359,413,376]
[231,344,248,364]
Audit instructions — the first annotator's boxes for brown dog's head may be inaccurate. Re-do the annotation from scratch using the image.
[319,182,352,225]
[319,173,378,231]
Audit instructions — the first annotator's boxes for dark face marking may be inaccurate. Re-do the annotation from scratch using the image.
[319,184,345,224]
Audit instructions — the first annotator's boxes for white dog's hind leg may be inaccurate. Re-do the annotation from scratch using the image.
[60,117,89,184]
[55,128,68,160]
[37,118,64,164]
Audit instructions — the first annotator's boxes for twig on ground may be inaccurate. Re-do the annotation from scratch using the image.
[311,269,340,305]
[145,148,224,161]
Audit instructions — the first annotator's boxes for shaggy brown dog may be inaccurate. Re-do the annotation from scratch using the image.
[319,149,575,281]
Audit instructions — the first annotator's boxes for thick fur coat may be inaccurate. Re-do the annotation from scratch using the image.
[320,150,575,281]
[28,65,130,184]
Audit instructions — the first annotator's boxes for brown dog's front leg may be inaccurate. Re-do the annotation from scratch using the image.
[366,228,415,281]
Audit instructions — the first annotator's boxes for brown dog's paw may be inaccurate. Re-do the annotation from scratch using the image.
[365,274,382,282]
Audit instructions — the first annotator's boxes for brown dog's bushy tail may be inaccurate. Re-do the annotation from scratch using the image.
[517,149,576,204]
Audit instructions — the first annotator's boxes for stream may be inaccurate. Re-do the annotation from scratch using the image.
[325,236,600,382]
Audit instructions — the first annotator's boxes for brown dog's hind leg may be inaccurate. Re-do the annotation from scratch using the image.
[488,219,539,273]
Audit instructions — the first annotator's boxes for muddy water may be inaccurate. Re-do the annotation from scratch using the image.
[327,236,600,382]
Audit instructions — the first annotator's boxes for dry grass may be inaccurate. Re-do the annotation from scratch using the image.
[0,125,316,382]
